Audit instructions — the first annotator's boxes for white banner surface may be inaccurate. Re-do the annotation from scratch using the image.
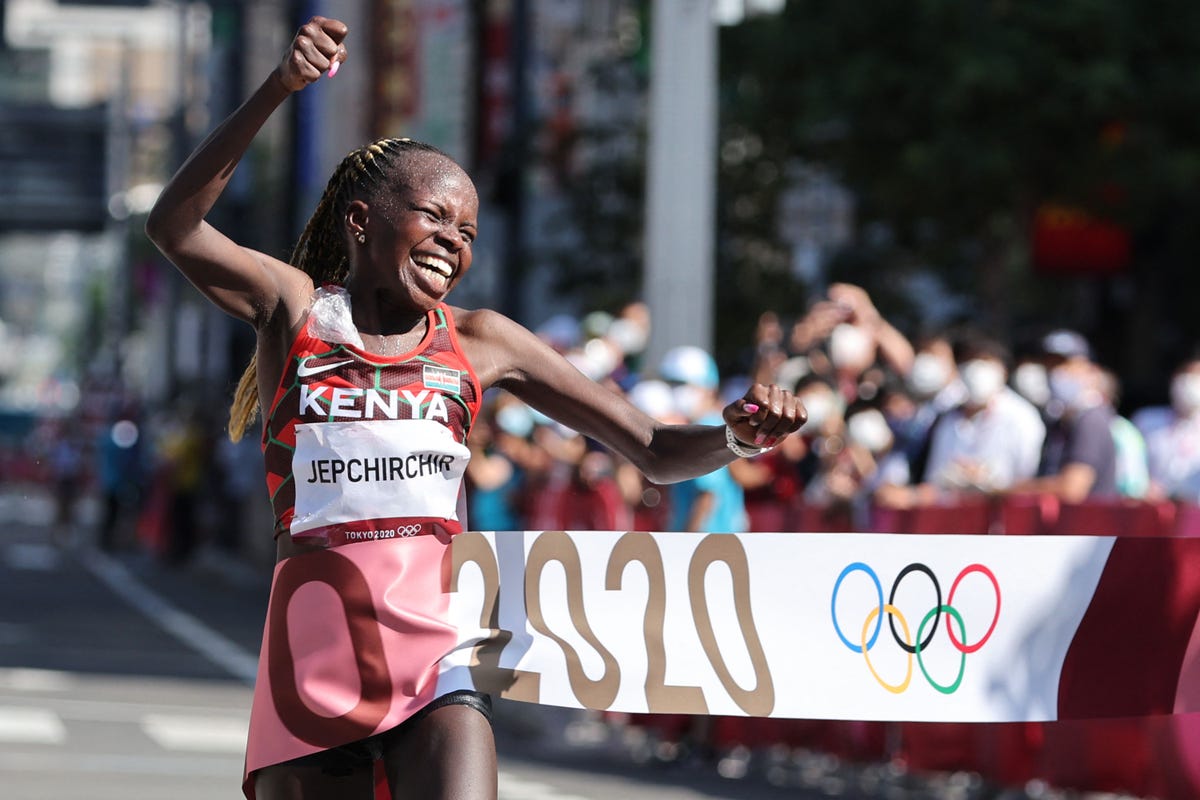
[439,531,1200,722]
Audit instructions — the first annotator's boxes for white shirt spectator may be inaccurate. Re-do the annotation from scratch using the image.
[923,386,1046,491]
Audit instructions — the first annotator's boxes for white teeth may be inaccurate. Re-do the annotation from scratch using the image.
[414,255,453,277]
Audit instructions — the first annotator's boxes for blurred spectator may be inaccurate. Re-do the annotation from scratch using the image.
[919,332,1045,494]
[470,393,553,529]
[808,402,908,529]
[784,375,846,529]
[539,351,634,532]
[879,380,918,444]
[466,395,525,531]
[1098,367,1149,498]
[607,301,652,380]
[827,283,916,377]
[850,404,911,491]
[505,385,631,531]
[560,447,631,530]
[748,310,788,386]
[48,419,85,545]
[534,313,581,352]
[156,407,212,565]
[1133,353,1200,500]
[214,432,264,553]
[736,419,807,532]
[96,409,145,552]
[620,379,678,530]
[1013,330,1118,500]
[522,413,585,529]
[658,346,748,533]
[826,322,875,404]
[1011,345,1053,413]
[898,331,967,481]
[788,374,850,492]
[790,283,914,405]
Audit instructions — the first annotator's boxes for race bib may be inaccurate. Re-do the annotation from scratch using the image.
[290,418,469,537]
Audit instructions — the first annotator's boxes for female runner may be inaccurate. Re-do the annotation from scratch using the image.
[145,16,805,800]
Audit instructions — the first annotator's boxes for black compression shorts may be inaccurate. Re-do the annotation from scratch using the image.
[282,690,493,777]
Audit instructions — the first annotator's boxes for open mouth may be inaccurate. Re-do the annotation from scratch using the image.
[413,253,454,280]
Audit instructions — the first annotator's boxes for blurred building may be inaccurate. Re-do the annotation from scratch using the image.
[0,0,725,438]
[1,0,201,435]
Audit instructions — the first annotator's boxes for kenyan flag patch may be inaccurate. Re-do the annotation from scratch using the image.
[423,364,462,394]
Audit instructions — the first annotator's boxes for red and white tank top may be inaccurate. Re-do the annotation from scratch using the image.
[261,287,481,547]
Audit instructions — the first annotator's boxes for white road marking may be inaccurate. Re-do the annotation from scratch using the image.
[0,694,248,725]
[0,490,55,525]
[499,770,592,800]
[142,713,248,753]
[0,667,73,692]
[0,751,236,777]
[83,551,259,685]
[0,706,67,744]
[4,542,60,571]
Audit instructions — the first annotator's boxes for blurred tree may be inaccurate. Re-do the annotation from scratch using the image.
[718,0,1200,397]
[536,1,1200,392]
[539,2,650,318]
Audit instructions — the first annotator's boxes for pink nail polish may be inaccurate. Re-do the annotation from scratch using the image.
[744,403,759,414]
[328,59,340,78]
[754,433,766,446]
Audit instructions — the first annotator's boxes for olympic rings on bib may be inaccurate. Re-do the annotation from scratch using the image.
[830,562,1001,694]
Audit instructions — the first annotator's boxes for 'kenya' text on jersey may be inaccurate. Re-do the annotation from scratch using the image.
[261,303,481,546]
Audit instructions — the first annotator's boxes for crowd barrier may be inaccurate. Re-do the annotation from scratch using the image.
[627,493,1200,799]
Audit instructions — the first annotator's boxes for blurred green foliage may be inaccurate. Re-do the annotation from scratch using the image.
[546,1,1200,392]
[719,0,1200,389]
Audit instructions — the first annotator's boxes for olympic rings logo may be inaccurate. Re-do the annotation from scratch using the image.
[830,562,1001,695]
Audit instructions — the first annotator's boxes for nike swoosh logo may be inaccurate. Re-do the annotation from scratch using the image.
[296,358,355,378]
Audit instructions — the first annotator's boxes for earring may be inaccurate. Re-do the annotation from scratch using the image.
[356,232,366,245]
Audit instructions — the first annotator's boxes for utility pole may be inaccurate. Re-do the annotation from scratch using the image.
[499,0,531,325]
[642,0,718,367]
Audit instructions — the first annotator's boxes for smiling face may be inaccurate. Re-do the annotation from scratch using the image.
[346,152,479,310]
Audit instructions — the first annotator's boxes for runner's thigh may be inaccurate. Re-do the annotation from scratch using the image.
[382,704,497,800]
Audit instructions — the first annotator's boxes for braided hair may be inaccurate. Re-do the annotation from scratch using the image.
[227,137,452,442]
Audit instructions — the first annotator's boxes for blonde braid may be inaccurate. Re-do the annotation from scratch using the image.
[226,138,450,441]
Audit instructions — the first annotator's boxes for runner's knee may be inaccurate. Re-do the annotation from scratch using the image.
[383,704,496,800]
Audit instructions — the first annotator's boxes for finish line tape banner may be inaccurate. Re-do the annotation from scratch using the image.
[437,531,1200,723]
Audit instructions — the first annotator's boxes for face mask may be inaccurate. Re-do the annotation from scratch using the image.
[1049,368,1085,408]
[829,324,873,370]
[671,385,709,421]
[1172,373,1200,415]
[628,380,676,421]
[495,404,534,438]
[960,359,1006,406]
[847,409,893,453]
[908,352,951,397]
[607,318,648,356]
[1012,363,1050,407]
[800,391,839,430]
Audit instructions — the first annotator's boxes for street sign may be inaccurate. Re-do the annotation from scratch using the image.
[0,103,108,232]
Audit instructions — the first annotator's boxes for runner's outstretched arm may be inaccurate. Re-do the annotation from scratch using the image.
[460,309,807,485]
[145,16,348,326]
